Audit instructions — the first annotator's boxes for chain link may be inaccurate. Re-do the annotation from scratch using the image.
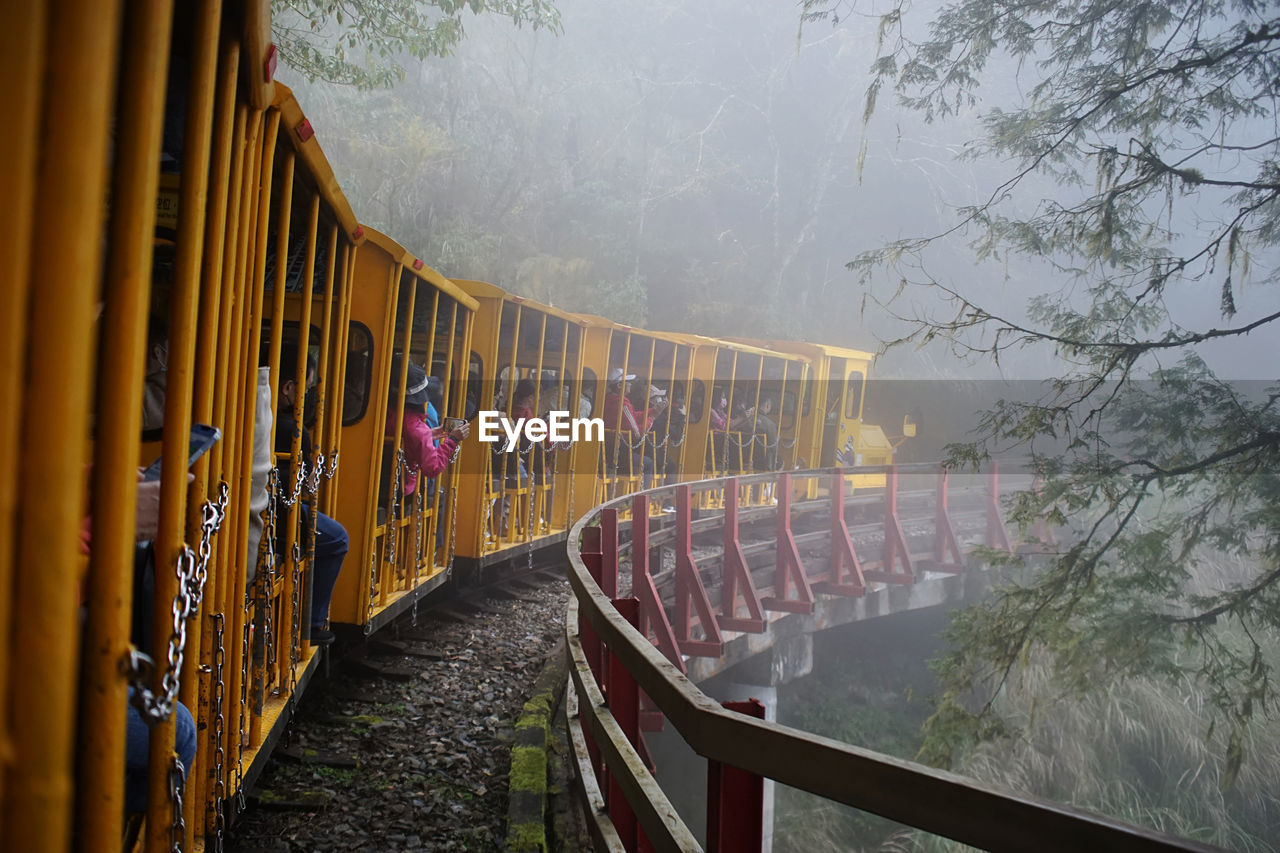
[210,612,227,853]
[169,755,186,853]
[325,449,340,479]
[126,545,198,723]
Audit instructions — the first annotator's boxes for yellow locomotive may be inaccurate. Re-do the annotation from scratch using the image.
[0,3,907,850]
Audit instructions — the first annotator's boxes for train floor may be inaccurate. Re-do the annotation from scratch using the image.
[227,567,587,853]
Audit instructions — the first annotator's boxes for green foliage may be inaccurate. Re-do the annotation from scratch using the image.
[272,0,561,88]
[804,0,1280,782]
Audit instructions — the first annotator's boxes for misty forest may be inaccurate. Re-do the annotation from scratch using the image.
[272,0,1280,848]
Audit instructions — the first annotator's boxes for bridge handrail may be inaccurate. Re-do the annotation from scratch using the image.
[563,465,1218,853]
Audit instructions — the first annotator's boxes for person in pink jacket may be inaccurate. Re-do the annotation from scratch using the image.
[388,359,469,496]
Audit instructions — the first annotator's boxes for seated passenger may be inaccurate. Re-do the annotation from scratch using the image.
[275,345,345,646]
[386,358,469,498]
[603,368,659,489]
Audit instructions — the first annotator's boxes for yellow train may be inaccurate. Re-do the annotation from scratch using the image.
[0,3,909,850]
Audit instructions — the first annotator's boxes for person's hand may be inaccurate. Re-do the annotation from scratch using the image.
[449,421,470,443]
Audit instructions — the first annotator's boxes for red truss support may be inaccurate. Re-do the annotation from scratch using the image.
[706,698,766,853]
[863,465,915,584]
[630,495,681,738]
[814,471,867,596]
[986,460,1013,553]
[673,485,724,657]
[762,473,815,613]
[919,465,964,574]
[719,479,766,631]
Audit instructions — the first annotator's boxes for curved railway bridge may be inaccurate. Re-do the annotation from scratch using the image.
[559,462,1216,853]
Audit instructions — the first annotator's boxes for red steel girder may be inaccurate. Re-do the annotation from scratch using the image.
[762,473,815,613]
[719,479,766,632]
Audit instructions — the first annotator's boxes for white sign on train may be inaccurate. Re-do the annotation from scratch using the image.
[476,411,605,452]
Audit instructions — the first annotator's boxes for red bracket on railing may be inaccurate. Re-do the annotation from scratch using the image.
[630,495,685,672]
[607,597,646,852]
[762,473,815,613]
[707,698,766,853]
[814,471,866,596]
[864,465,915,584]
[674,485,724,656]
[719,479,766,631]
[601,508,620,599]
[986,461,1013,553]
[920,465,964,573]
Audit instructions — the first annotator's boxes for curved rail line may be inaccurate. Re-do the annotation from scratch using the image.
[562,463,1217,852]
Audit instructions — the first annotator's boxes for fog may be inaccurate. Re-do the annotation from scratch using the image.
[277,0,1278,382]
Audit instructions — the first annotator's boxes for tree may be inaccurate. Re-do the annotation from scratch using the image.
[802,0,1280,783]
[271,0,561,88]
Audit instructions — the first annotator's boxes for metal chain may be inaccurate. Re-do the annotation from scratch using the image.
[413,481,424,576]
[325,449,340,479]
[210,612,227,853]
[169,756,186,853]
[261,468,279,581]
[305,451,323,496]
[280,460,306,508]
[234,590,250,814]
[190,483,230,610]
[126,545,198,722]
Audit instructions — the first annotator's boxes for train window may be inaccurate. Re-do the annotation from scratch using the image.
[342,322,373,426]
[845,370,865,420]
[688,380,706,425]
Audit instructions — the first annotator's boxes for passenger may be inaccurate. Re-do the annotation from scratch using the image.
[80,469,198,812]
[751,396,780,470]
[650,386,686,483]
[276,344,346,646]
[603,368,658,489]
[245,364,273,583]
[386,357,468,497]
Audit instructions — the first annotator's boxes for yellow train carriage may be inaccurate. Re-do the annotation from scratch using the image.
[0,2,368,850]
[731,339,908,490]
[331,231,477,630]
[571,316,697,504]
[660,335,811,493]
[451,281,598,573]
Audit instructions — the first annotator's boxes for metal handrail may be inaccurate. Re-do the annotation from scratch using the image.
[563,466,1217,853]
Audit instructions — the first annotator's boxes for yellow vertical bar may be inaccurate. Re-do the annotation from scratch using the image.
[383,273,417,604]
[191,30,239,844]
[434,299,460,566]
[244,132,286,749]
[280,191,317,671]
[221,106,264,802]
[312,225,338,517]
[370,262,401,614]
[77,0,174,846]
[166,5,224,846]
[325,242,356,512]
[417,286,442,578]
[0,4,47,823]
[6,1,121,850]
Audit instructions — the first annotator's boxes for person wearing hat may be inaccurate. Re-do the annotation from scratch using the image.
[276,343,346,645]
[603,368,663,488]
[387,356,469,498]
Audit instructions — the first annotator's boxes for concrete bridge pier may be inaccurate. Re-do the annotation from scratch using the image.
[644,634,813,852]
